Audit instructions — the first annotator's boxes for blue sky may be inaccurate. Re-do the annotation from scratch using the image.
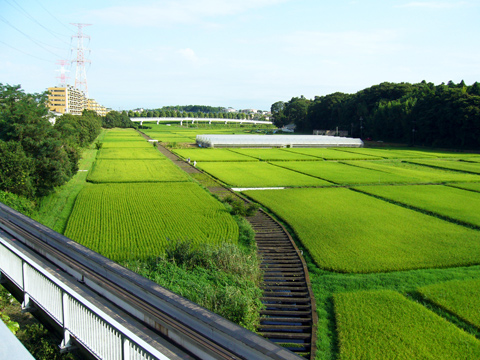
[1,0,479,111]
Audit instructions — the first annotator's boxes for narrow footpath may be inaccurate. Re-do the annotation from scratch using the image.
[149,137,317,359]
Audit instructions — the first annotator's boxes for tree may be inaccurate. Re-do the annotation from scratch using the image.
[0,84,80,196]
[270,101,286,128]
[0,140,34,198]
[283,96,310,131]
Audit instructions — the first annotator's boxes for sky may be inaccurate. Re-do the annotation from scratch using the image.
[1,0,479,111]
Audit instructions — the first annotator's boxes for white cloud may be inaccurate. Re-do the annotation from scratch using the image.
[178,48,199,63]
[396,1,470,9]
[88,0,288,28]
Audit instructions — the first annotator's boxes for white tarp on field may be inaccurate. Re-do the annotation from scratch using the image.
[196,134,363,148]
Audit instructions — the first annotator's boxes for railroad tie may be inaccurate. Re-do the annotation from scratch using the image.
[248,210,317,360]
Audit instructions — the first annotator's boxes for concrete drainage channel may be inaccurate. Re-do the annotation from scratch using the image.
[146,135,318,359]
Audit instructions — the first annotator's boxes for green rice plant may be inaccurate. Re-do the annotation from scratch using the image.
[97,148,165,160]
[272,161,415,185]
[64,183,238,262]
[243,187,480,273]
[386,147,480,158]
[417,279,480,328]
[466,156,480,163]
[158,137,196,143]
[229,148,320,161]
[87,159,190,183]
[102,138,146,143]
[102,141,152,149]
[343,159,480,183]
[448,182,480,192]
[198,162,332,187]
[337,148,442,159]
[172,148,257,162]
[355,184,480,228]
[104,129,140,136]
[334,290,480,360]
[407,158,480,174]
[283,148,381,160]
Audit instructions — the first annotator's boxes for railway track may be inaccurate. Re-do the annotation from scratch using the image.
[149,138,317,359]
[248,210,317,359]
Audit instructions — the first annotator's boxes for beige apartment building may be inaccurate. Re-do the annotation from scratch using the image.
[48,85,108,116]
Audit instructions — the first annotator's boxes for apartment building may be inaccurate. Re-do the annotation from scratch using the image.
[48,85,107,116]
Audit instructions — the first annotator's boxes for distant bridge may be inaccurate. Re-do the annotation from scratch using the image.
[130,117,273,126]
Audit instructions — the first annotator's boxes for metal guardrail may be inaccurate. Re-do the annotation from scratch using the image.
[0,202,303,360]
[0,230,171,360]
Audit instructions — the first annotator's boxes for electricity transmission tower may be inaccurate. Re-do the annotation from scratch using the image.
[70,23,92,96]
[55,60,70,86]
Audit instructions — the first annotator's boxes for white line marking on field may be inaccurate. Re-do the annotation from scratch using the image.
[231,187,285,191]
[78,170,88,172]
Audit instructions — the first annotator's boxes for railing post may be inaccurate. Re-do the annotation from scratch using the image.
[59,291,76,353]
[21,262,35,313]
[122,336,129,360]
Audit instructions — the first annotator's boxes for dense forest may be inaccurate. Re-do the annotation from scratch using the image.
[0,84,135,210]
[271,81,480,149]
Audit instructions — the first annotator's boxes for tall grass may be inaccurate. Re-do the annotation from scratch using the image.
[121,240,263,331]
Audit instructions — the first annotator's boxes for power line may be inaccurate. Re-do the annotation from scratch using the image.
[0,39,54,62]
[4,0,71,46]
[0,14,63,59]
[35,0,74,34]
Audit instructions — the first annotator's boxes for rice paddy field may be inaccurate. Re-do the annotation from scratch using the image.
[87,159,190,183]
[418,279,480,328]
[354,184,480,228]
[172,148,257,162]
[283,147,382,160]
[243,187,480,273]
[407,158,480,174]
[228,148,321,161]
[343,159,480,183]
[272,160,415,185]
[39,123,480,360]
[334,290,480,360]
[197,161,333,187]
[96,147,164,160]
[63,128,239,263]
[64,182,238,261]
[175,139,480,359]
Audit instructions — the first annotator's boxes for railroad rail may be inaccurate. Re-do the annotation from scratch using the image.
[248,210,317,359]
[0,202,303,360]
[151,137,318,359]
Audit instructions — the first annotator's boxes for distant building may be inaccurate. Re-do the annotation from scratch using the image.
[87,98,108,116]
[47,85,108,117]
[240,109,258,114]
[313,129,349,137]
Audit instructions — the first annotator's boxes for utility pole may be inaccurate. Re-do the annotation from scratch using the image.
[71,23,92,96]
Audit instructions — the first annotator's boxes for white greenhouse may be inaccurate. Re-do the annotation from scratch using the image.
[196,134,364,148]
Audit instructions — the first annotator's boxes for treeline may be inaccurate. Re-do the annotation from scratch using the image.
[0,84,135,206]
[271,80,480,149]
[129,109,249,119]
[161,105,224,113]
